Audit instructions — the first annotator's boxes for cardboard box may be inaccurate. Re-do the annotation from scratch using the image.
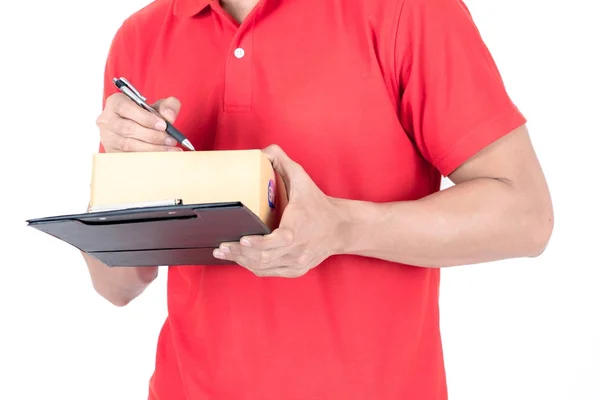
[89,149,287,230]
[26,149,288,267]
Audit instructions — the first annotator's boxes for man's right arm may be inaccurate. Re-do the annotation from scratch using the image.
[87,20,184,305]
[83,253,158,306]
[84,90,183,305]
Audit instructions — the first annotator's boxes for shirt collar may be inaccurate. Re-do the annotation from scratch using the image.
[173,0,213,17]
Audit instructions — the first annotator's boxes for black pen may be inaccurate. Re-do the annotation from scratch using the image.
[113,77,195,151]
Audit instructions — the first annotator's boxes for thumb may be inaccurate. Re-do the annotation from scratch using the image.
[152,97,182,124]
[262,144,299,182]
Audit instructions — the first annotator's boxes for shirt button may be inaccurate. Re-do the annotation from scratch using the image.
[234,48,245,59]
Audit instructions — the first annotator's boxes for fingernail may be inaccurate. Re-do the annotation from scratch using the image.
[240,238,251,247]
[167,146,182,152]
[165,137,177,146]
[155,119,167,131]
[219,245,230,254]
[214,250,225,259]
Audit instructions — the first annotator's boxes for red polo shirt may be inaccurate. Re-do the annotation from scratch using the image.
[100,0,526,398]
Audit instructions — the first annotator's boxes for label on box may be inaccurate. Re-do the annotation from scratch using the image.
[268,179,275,209]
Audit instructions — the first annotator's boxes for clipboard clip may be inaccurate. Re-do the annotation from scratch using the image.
[89,199,183,213]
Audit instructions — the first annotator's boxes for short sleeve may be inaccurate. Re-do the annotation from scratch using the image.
[395,0,527,176]
[98,22,133,153]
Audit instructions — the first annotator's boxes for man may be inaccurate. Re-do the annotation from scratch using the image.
[86,0,554,398]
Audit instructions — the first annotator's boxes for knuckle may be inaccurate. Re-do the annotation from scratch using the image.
[121,137,133,152]
[283,230,294,245]
[292,268,309,278]
[269,144,282,152]
[99,133,109,149]
[120,120,135,136]
[164,96,180,109]
[152,131,167,145]
[95,113,106,127]
[253,268,268,277]
[112,98,125,115]
[248,260,261,272]
[259,251,271,265]
[110,117,124,134]
[105,94,117,107]
[99,131,115,152]
[270,270,287,278]
[297,253,311,266]
[149,114,162,128]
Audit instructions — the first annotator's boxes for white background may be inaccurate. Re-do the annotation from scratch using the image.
[0,1,598,399]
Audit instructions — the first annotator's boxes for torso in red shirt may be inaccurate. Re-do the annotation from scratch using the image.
[101,0,525,398]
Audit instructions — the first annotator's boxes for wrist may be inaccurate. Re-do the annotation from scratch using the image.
[134,265,159,284]
[328,197,366,256]
[328,197,398,257]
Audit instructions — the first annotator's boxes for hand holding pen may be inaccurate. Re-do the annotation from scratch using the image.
[96,77,195,153]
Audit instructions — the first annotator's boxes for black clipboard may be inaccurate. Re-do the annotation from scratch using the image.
[26,202,271,267]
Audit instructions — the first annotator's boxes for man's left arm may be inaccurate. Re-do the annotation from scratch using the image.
[214,127,553,276]
[332,124,553,268]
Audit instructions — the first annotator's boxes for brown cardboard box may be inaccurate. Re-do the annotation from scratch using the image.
[89,149,287,230]
[25,149,289,267]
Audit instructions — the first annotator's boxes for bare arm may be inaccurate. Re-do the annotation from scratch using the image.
[215,126,553,277]
[83,253,158,306]
[335,125,553,267]
[85,94,183,304]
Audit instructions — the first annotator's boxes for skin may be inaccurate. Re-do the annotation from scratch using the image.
[84,94,183,306]
[221,0,258,22]
[214,128,553,276]
[84,0,553,304]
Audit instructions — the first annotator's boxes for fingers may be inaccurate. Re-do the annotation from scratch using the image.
[213,228,309,276]
[247,265,310,278]
[213,228,294,266]
[153,97,182,123]
[213,244,309,278]
[254,266,310,278]
[262,144,300,181]
[216,242,290,266]
[102,130,181,152]
[239,228,294,249]
[107,93,166,130]
[97,93,183,153]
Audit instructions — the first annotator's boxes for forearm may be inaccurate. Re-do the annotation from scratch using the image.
[333,177,553,268]
[83,252,158,306]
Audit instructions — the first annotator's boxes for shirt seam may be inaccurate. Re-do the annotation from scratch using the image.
[390,0,409,92]
[118,19,136,72]
[432,105,526,176]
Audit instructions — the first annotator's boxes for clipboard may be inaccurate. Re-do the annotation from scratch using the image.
[26,201,271,267]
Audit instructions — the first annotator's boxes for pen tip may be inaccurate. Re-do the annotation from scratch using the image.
[182,140,195,151]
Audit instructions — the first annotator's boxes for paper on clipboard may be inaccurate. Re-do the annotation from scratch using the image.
[88,199,183,213]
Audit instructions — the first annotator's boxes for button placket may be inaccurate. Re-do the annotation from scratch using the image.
[223,32,254,112]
